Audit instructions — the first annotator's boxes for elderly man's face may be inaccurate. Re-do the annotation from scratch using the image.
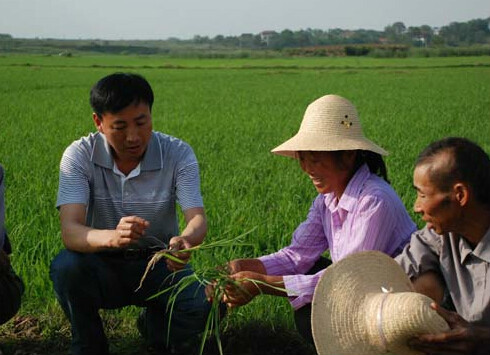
[413,163,460,235]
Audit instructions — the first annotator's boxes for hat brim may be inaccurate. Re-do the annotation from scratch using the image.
[271,132,388,158]
[311,251,413,355]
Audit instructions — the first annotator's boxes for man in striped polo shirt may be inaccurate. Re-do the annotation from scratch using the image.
[50,73,209,355]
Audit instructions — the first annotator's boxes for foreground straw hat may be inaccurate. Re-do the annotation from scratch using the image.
[311,251,449,355]
[271,95,388,158]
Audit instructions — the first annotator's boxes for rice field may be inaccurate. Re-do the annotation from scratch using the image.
[0,54,489,352]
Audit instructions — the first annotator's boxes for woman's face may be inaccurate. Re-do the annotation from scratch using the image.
[298,151,356,197]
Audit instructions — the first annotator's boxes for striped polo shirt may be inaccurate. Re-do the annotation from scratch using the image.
[57,131,204,247]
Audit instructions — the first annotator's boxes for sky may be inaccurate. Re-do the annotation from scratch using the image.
[0,0,489,40]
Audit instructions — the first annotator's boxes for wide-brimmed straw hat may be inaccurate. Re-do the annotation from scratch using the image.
[271,95,388,158]
[311,251,449,355]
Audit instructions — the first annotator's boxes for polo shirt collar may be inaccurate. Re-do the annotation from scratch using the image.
[459,225,490,264]
[91,132,162,171]
[325,163,371,212]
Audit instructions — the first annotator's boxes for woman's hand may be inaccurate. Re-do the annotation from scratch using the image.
[222,271,264,308]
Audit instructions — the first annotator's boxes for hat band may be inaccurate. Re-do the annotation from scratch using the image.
[376,287,393,353]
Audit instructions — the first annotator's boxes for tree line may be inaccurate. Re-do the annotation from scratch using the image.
[0,18,489,56]
[188,18,490,49]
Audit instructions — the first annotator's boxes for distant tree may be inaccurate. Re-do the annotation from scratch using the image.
[238,33,255,48]
[192,35,210,44]
[384,22,407,43]
[279,29,295,47]
[407,25,433,46]
[293,29,312,47]
[437,18,490,45]
[393,22,407,35]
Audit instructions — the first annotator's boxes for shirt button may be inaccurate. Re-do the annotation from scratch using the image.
[477,281,483,287]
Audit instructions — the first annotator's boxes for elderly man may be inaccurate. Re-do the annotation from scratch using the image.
[396,137,490,355]
[50,73,209,355]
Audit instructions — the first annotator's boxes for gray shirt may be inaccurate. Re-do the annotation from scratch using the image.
[396,225,490,326]
[57,131,204,248]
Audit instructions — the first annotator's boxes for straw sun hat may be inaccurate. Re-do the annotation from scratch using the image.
[271,95,388,158]
[311,251,450,355]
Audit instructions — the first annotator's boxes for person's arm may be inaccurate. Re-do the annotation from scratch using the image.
[409,303,490,355]
[216,196,328,308]
[165,142,207,270]
[0,165,5,249]
[411,271,445,304]
[166,207,206,271]
[60,203,149,253]
[0,165,9,272]
[259,194,328,276]
[395,227,445,295]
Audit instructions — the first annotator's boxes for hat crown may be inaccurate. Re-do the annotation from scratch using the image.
[364,292,450,354]
[271,94,388,158]
[300,95,363,138]
[311,251,449,355]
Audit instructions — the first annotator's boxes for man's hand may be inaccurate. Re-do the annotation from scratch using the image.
[109,216,149,248]
[409,303,490,355]
[166,236,192,272]
[60,204,150,252]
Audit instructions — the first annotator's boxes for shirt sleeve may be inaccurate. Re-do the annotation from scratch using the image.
[56,143,91,208]
[175,145,204,211]
[395,227,443,279]
[280,194,405,309]
[259,195,328,309]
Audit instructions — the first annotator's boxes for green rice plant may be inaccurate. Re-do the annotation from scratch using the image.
[137,227,289,355]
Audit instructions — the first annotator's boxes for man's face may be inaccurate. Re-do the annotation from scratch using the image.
[93,101,152,167]
[413,163,460,234]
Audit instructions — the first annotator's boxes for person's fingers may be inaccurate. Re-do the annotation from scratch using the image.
[120,215,149,227]
[431,303,468,328]
[409,338,472,355]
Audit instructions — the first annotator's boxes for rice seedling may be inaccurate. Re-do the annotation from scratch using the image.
[1,55,489,353]
[137,227,289,355]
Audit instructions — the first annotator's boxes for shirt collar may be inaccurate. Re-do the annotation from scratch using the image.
[324,164,371,212]
[459,225,490,264]
[91,132,162,171]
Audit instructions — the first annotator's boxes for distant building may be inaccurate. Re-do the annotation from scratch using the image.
[260,30,277,46]
[340,30,355,39]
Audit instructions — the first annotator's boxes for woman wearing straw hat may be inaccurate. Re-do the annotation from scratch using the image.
[215,94,417,343]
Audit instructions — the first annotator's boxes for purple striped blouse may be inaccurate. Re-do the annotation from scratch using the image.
[259,164,416,309]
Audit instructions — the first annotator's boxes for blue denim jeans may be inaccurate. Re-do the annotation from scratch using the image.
[50,250,210,355]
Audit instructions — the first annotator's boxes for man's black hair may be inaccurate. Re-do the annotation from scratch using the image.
[90,72,154,117]
[416,137,490,206]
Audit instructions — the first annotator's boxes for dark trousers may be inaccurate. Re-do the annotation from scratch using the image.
[0,234,24,325]
[0,262,24,325]
[50,250,210,355]
[294,257,332,345]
